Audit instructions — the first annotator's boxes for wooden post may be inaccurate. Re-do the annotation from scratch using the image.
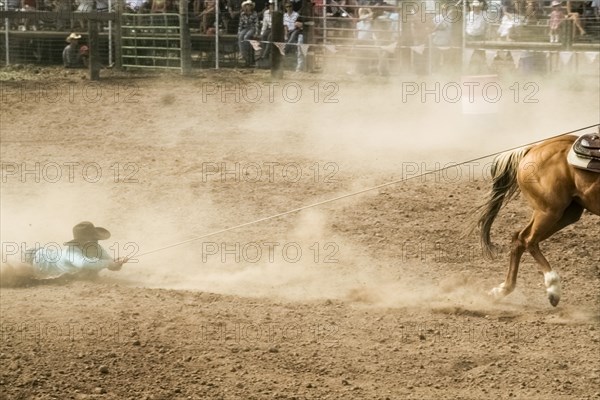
[114,0,122,69]
[180,0,192,75]
[304,0,314,72]
[562,19,572,51]
[271,8,284,78]
[88,16,100,80]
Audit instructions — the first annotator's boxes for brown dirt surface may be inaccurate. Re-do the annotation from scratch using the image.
[1,67,599,400]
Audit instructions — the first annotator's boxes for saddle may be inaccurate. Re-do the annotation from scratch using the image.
[568,133,600,173]
[573,133,600,159]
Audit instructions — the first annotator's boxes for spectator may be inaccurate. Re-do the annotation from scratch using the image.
[238,0,259,66]
[151,0,164,12]
[432,3,452,46]
[283,1,300,54]
[151,0,171,12]
[95,0,109,31]
[566,0,586,36]
[352,7,374,74]
[431,3,455,72]
[292,15,306,71]
[465,0,487,41]
[549,0,565,42]
[63,33,85,68]
[257,0,274,61]
[76,0,95,30]
[525,0,540,23]
[226,0,242,34]
[6,0,20,10]
[0,222,128,287]
[197,0,217,33]
[370,4,399,76]
[465,0,487,73]
[253,0,266,13]
[283,1,299,43]
[96,0,108,11]
[284,2,306,70]
[21,0,38,31]
[497,6,524,41]
[55,0,72,31]
[290,0,301,12]
[126,0,146,12]
[356,7,374,41]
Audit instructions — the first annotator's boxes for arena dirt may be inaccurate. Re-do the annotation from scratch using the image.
[1,67,599,399]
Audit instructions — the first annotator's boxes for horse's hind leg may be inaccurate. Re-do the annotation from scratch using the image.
[490,202,583,305]
[523,203,583,306]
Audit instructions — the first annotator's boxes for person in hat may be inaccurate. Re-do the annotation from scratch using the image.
[63,33,84,68]
[1,222,128,286]
[238,0,259,66]
[549,1,566,42]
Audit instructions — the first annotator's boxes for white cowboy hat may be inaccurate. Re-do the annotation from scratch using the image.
[241,0,254,7]
[358,7,373,20]
[551,0,561,6]
[471,0,482,7]
[66,33,82,43]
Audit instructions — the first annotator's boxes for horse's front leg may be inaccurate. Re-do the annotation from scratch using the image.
[490,230,526,299]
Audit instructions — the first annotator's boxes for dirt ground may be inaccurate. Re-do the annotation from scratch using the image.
[1,66,599,400]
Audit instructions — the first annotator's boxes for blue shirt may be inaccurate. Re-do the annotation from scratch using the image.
[29,243,116,278]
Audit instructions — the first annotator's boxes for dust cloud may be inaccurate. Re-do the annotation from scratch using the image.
[1,68,598,314]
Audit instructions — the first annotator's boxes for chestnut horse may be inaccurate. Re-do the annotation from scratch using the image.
[475,134,600,306]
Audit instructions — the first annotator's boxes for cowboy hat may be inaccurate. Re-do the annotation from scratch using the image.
[66,33,82,43]
[551,0,561,6]
[358,7,373,20]
[471,0,482,7]
[241,0,254,7]
[64,221,111,245]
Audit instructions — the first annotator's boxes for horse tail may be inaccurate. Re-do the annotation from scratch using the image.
[474,147,530,259]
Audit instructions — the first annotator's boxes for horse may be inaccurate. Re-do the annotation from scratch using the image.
[474,134,600,306]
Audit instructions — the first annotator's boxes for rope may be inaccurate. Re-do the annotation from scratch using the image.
[136,123,598,258]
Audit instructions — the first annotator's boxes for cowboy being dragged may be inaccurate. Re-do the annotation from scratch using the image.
[1,222,129,287]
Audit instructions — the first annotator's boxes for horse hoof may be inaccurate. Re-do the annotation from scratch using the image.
[488,286,506,300]
[544,271,561,307]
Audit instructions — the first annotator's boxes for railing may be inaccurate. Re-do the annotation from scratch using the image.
[121,13,182,70]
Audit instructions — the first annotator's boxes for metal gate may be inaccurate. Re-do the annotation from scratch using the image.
[121,13,182,70]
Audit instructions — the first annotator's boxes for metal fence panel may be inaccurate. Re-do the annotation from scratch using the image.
[121,13,181,70]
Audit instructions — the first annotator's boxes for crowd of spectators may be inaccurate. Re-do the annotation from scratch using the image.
[3,0,599,72]
[4,0,598,42]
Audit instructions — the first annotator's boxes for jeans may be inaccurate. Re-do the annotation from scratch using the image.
[238,28,255,65]
[260,28,272,59]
